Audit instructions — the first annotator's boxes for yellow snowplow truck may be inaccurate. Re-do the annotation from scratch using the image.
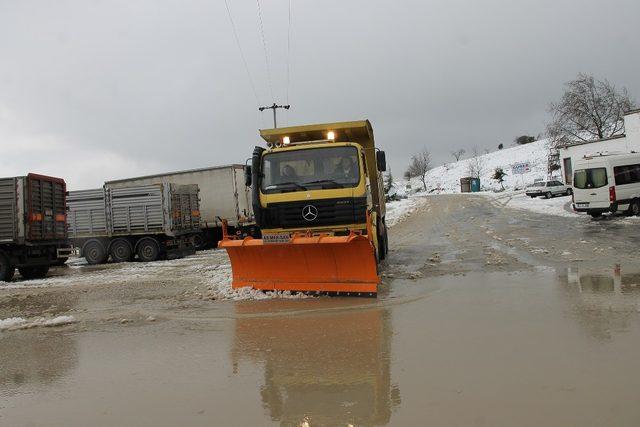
[219,120,388,296]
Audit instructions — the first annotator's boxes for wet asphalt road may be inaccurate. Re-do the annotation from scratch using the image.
[2,194,640,426]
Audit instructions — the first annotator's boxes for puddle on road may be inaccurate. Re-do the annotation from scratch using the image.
[2,267,640,426]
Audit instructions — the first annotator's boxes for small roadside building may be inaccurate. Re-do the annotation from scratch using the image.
[558,109,640,185]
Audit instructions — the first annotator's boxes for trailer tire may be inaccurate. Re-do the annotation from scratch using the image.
[137,238,160,262]
[193,233,207,250]
[18,265,49,280]
[110,238,134,262]
[0,252,15,282]
[83,240,108,265]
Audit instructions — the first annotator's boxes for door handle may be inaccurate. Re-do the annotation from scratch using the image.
[590,193,597,196]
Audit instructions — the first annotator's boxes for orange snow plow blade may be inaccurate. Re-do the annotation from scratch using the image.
[219,234,379,295]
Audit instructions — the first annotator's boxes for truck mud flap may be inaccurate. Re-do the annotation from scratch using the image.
[219,234,379,295]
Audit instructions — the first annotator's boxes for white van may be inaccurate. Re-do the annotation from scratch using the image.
[572,152,640,218]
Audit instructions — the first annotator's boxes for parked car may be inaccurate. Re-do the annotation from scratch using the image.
[525,180,571,198]
[572,152,640,219]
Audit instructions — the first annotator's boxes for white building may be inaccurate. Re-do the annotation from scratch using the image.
[559,109,640,184]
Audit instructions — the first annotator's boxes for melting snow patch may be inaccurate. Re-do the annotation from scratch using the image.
[0,315,77,331]
[386,196,428,227]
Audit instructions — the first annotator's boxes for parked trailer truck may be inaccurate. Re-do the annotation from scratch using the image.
[0,173,73,282]
[67,183,201,264]
[105,165,255,248]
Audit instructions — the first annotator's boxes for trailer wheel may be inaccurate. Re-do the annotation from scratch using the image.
[83,240,108,265]
[0,253,15,282]
[137,238,160,262]
[18,265,49,280]
[110,238,134,262]
[193,233,207,250]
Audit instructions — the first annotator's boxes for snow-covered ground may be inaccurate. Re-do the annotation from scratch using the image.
[0,315,77,331]
[487,191,577,217]
[419,138,553,193]
[385,138,576,218]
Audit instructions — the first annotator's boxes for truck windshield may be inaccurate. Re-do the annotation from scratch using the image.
[261,146,360,194]
[574,168,608,189]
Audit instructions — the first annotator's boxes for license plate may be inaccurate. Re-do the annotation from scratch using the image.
[262,233,291,244]
[576,202,589,208]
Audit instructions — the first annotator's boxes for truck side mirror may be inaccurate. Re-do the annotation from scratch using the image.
[376,151,387,172]
[244,166,252,187]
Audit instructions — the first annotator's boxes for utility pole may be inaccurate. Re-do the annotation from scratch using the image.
[258,103,290,128]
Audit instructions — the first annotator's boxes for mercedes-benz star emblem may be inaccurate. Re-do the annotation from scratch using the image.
[302,205,318,221]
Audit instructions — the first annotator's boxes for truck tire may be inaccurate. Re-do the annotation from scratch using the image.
[378,221,388,261]
[193,233,207,250]
[0,253,15,282]
[137,238,160,262]
[84,240,108,265]
[628,199,640,217]
[110,238,134,262]
[18,265,49,280]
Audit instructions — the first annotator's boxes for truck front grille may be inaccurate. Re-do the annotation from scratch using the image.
[263,197,367,229]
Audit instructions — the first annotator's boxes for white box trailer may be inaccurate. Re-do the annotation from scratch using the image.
[68,183,201,264]
[105,165,255,247]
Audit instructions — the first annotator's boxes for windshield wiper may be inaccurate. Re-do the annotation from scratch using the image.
[302,179,344,188]
[265,182,307,191]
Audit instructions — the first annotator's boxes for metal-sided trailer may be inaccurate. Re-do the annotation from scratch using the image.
[105,165,255,248]
[68,183,201,264]
[0,173,73,281]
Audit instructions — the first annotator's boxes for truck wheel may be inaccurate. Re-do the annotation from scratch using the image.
[629,199,640,217]
[0,253,15,282]
[137,238,160,262]
[18,265,49,280]
[110,238,133,262]
[84,240,108,265]
[193,233,207,250]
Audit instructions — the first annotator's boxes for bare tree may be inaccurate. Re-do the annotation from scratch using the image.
[467,146,485,180]
[547,74,634,146]
[451,149,466,162]
[405,149,431,191]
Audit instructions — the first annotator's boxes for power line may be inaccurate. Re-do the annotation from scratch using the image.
[255,0,274,102]
[223,0,261,106]
[286,0,292,105]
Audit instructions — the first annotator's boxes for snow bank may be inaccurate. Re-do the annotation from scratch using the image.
[386,196,427,227]
[0,315,77,331]
[402,139,553,194]
[487,192,578,217]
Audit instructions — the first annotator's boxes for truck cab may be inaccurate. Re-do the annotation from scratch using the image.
[249,120,388,260]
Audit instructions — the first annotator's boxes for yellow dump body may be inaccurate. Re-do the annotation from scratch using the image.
[219,120,386,295]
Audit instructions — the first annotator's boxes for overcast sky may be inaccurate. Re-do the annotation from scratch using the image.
[1,0,639,189]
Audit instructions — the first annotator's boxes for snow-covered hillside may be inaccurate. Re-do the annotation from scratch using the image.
[398,139,554,194]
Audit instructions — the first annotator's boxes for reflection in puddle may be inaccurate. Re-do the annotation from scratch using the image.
[231,301,400,426]
[564,265,640,341]
[0,331,78,394]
